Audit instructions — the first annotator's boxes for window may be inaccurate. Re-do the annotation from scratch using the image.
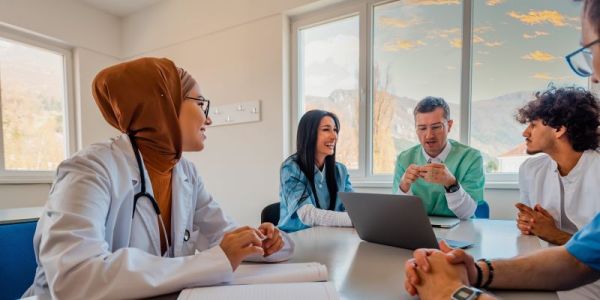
[471,1,585,174]
[0,33,72,180]
[297,15,360,170]
[292,0,585,185]
[372,0,462,174]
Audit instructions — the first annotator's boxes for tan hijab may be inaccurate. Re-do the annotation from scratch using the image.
[93,57,198,253]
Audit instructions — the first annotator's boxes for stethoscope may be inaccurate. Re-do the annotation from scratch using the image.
[128,133,173,257]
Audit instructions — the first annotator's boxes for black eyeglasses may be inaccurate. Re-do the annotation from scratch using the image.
[186,96,210,117]
[566,39,600,77]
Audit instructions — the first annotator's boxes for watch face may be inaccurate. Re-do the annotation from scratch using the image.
[446,183,460,193]
[454,287,474,300]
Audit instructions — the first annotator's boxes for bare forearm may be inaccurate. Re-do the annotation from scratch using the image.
[539,230,572,246]
[488,246,597,290]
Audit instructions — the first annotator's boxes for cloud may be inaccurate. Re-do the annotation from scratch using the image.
[485,41,503,47]
[403,0,460,5]
[522,50,557,62]
[379,16,422,28]
[426,27,461,39]
[473,35,485,44]
[531,73,569,80]
[450,39,462,48]
[508,10,569,27]
[384,39,427,51]
[486,0,505,6]
[445,32,498,48]
[304,34,359,69]
[523,31,549,39]
[474,26,493,34]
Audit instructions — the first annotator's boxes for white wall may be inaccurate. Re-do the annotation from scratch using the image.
[0,0,120,209]
[119,0,339,226]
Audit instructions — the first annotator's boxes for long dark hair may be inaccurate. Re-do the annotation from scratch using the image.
[293,110,340,210]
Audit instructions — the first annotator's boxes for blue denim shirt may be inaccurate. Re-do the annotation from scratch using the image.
[277,156,353,232]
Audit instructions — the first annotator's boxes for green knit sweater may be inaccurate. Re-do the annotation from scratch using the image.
[392,140,485,217]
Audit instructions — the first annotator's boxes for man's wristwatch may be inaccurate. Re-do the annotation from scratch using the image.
[444,182,460,193]
[451,285,482,300]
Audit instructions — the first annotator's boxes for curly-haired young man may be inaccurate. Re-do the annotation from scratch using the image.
[515,86,600,246]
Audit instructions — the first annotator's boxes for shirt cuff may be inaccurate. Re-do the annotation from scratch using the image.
[445,185,476,220]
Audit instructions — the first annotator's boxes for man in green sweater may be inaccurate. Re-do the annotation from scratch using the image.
[392,96,485,219]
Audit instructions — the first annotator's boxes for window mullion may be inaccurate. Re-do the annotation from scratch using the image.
[460,0,473,145]
[361,2,370,178]
[0,67,5,172]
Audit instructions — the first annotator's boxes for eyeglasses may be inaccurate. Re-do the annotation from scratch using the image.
[416,122,446,133]
[186,96,210,117]
[566,39,600,77]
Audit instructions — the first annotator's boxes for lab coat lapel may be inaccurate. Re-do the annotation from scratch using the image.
[171,163,192,257]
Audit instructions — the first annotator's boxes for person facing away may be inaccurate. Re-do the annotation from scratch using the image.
[278,110,353,233]
[515,86,600,246]
[392,96,485,220]
[24,57,294,299]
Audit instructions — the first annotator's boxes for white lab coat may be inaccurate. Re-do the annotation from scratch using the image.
[23,134,294,299]
[519,151,600,232]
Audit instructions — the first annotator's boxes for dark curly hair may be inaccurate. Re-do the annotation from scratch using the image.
[516,87,600,152]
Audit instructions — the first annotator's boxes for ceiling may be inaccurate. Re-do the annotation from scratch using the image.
[79,0,164,17]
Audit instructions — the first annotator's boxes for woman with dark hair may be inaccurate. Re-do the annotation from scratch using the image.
[278,110,353,233]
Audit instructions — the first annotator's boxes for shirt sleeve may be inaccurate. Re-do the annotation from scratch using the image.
[343,165,354,193]
[297,204,352,227]
[392,156,407,194]
[448,151,485,219]
[565,213,600,272]
[279,161,313,217]
[518,159,532,206]
[445,186,476,220]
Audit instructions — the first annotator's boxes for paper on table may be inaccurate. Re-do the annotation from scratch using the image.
[230,262,328,285]
[178,282,340,300]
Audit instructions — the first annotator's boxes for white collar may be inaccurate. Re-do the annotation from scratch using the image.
[552,150,590,180]
[314,164,326,183]
[422,141,452,163]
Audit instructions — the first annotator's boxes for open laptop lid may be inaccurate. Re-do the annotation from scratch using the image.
[339,192,439,250]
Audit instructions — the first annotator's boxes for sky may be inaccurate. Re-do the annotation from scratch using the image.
[300,0,586,103]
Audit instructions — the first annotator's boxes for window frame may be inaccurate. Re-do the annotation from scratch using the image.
[0,26,76,184]
[290,0,585,188]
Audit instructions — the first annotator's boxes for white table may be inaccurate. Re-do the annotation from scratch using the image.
[287,220,557,300]
[0,206,43,224]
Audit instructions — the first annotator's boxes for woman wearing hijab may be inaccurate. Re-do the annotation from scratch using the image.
[23,57,294,299]
[278,110,354,233]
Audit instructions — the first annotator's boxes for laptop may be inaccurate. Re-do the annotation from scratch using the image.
[429,216,460,228]
[339,192,473,250]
